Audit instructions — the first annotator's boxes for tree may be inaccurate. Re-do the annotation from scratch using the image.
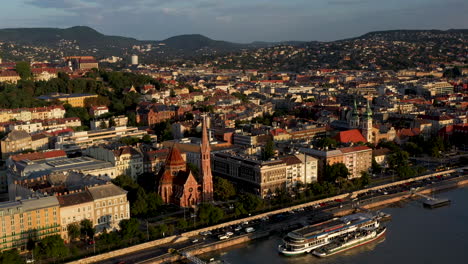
[240,193,263,213]
[316,137,337,149]
[119,218,141,241]
[0,249,23,264]
[34,235,69,261]
[198,203,225,225]
[214,177,236,201]
[99,120,108,129]
[324,163,350,183]
[16,61,32,80]
[141,134,152,144]
[177,219,188,230]
[371,159,382,174]
[261,138,275,161]
[388,150,409,170]
[80,219,95,239]
[131,187,148,216]
[67,223,81,241]
[359,171,371,187]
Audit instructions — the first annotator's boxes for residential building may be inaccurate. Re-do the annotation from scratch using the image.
[84,145,144,179]
[37,93,98,107]
[86,183,130,233]
[0,196,60,251]
[302,145,372,180]
[58,191,94,241]
[54,126,154,153]
[212,152,287,197]
[0,130,49,159]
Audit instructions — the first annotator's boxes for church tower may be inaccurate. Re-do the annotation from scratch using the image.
[157,145,186,204]
[349,99,360,129]
[361,100,373,143]
[200,115,214,202]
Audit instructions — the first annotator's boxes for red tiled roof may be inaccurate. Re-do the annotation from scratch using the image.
[334,129,367,143]
[165,146,186,167]
[11,149,66,162]
[340,145,371,153]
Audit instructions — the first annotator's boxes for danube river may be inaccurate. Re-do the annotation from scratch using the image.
[204,187,468,264]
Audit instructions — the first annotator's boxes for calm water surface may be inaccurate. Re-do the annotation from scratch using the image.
[204,187,468,264]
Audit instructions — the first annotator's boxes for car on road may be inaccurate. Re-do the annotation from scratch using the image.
[191,239,199,243]
[218,234,229,240]
[234,225,242,231]
[226,231,234,236]
[245,227,255,233]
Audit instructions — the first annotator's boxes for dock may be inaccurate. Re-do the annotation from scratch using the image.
[423,198,451,209]
[410,189,451,209]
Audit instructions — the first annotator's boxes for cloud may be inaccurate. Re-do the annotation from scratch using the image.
[215,16,232,23]
[14,0,468,42]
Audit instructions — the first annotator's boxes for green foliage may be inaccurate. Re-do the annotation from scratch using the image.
[213,177,236,201]
[149,224,168,239]
[231,92,249,103]
[80,219,95,239]
[34,235,69,261]
[0,249,22,264]
[316,137,337,149]
[177,219,188,230]
[153,120,173,142]
[388,150,410,170]
[233,201,248,217]
[120,136,140,146]
[142,134,152,144]
[65,106,91,123]
[16,61,32,80]
[198,203,225,225]
[396,165,416,179]
[239,193,264,213]
[324,163,350,182]
[119,218,141,241]
[371,159,382,174]
[261,138,275,161]
[67,223,81,241]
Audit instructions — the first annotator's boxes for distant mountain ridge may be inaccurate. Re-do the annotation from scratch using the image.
[0,26,465,59]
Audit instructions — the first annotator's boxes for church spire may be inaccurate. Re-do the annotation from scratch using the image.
[363,99,373,119]
[200,115,213,202]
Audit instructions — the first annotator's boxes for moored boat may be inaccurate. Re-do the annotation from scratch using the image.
[312,226,386,257]
[278,213,381,256]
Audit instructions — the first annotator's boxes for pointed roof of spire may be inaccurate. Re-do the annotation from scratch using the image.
[201,115,210,153]
[352,99,359,115]
[165,144,185,167]
[363,100,373,118]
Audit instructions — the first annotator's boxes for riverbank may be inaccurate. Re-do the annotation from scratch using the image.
[67,168,467,264]
[142,175,468,264]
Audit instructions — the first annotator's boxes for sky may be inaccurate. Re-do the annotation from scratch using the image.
[0,0,467,43]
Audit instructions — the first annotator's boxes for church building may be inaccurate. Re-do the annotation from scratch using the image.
[156,116,213,207]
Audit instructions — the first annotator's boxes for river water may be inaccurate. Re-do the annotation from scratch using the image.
[203,187,468,264]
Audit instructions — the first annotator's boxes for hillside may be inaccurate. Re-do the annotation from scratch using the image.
[0,26,138,49]
[355,29,468,42]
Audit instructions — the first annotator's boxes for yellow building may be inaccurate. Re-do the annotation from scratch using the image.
[37,93,98,107]
[0,196,60,251]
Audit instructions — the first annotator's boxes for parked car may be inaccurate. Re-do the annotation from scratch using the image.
[218,234,229,240]
[245,227,255,233]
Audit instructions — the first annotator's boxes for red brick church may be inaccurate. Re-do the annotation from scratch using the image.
[156,116,213,207]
